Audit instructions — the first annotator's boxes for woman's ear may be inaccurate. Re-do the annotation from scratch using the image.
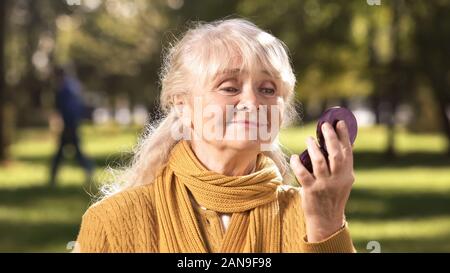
[173,94,192,128]
[173,94,185,116]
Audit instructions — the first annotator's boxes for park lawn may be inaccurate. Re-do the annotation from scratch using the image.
[0,123,449,252]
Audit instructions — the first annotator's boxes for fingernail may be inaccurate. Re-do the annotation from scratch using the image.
[339,120,346,129]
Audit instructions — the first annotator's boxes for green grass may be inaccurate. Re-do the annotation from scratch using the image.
[281,124,450,252]
[0,123,449,252]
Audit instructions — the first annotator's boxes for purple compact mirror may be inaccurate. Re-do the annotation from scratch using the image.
[299,106,358,174]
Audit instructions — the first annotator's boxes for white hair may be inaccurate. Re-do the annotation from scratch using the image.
[99,18,298,199]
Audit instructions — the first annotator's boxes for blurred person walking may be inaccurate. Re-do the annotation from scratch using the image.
[49,66,94,187]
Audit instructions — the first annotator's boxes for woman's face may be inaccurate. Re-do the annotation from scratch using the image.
[184,63,285,153]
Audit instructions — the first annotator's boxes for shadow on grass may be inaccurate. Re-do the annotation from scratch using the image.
[353,151,450,169]
[353,232,450,253]
[0,185,94,252]
[14,152,132,170]
[0,221,79,252]
[0,185,95,207]
[2,150,450,252]
[347,188,450,221]
[14,151,450,171]
[1,184,450,252]
[348,188,450,252]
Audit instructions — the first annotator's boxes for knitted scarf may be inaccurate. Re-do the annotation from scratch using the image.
[154,140,282,253]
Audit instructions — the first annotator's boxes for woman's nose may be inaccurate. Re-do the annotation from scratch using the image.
[236,85,260,111]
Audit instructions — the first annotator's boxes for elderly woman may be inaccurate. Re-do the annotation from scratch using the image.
[74,18,356,253]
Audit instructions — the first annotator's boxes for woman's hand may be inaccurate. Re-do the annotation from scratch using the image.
[290,121,355,243]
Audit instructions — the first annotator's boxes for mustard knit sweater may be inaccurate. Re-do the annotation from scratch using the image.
[76,182,356,253]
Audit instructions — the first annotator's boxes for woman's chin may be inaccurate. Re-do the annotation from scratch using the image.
[221,139,263,152]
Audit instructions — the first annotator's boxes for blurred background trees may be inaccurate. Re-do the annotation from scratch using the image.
[0,0,449,161]
[0,0,450,253]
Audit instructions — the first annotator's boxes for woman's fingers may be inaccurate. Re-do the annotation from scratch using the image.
[290,154,314,187]
[306,136,331,177]
[321,122,344,174]
[295,121,353,183]
[336,121,353,158]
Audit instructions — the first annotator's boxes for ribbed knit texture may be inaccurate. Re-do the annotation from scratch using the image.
[76,141,356,253]
[155,140,282,252]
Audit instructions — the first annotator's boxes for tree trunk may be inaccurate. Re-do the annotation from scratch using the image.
[437,100,450,155]
[432,81,450,155]
[384,0,401,158]
[0,0,7,161]
[368,15,382,125]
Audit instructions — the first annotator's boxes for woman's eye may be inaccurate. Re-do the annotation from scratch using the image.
[221,87,239,93]
[260,88,275,95]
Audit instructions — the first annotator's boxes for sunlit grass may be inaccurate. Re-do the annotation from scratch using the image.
[354,168,450,193]
[278,124,450,252]
[279,124,448,154]
[350,217,450,252]
[0,123,449,252]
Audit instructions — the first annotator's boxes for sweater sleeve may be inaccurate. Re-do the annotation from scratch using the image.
[75,207,110,253]
[279,185,357,253]
[300,221,357,253]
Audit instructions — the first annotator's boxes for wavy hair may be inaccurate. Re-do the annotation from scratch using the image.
[99,18,298,199]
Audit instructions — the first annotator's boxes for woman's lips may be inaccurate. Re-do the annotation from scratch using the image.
[228,120,268,127]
